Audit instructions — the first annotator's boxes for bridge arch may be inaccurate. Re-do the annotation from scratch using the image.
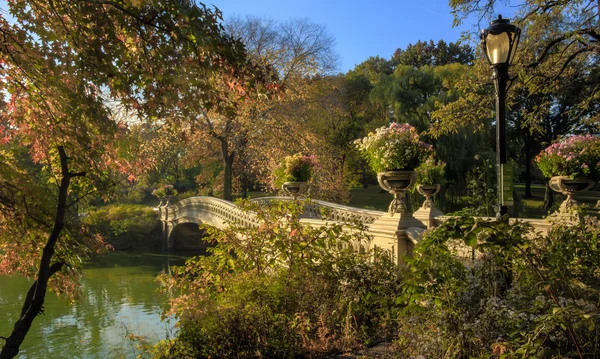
[167,222,213,250]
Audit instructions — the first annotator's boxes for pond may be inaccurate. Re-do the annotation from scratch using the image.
[0,251,200,359]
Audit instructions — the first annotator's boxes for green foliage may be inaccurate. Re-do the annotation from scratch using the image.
[82,204,162,250]
[175,189,197,201]
[348,56,394,85]
[272,154,318,188]
[397,215,600,358]
[393,39,474,68]
[415,156,446,186]
[122,188,149,204]
[152,200,401,358]
[151,185,178,198]
[464,152,497,216]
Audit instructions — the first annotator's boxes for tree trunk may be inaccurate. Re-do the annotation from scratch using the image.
[1,146,83,359]
[524,134,533,198]
[240,171,248,199]
[220,139,234,202]
[361,164,369,189]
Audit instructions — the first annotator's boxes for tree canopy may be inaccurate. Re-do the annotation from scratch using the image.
[0,1,268,357]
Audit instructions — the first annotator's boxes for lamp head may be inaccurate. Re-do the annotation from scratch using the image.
[480,15,521,66]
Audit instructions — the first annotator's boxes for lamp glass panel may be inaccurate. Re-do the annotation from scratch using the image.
[485,32,510,64]
[508,33,519,64]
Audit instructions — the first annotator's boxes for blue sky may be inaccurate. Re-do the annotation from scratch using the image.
[207,0,518,72]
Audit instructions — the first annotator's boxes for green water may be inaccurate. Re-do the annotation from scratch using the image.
[0,251,198,359]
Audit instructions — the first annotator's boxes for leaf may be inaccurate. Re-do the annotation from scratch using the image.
[552,307,561,315]
[465,231,477,247]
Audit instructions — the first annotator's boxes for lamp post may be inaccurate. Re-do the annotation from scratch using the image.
[481,15,521,219]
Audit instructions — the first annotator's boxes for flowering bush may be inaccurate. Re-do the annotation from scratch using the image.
[273,153,319,188]
[415,156,446,186]
[354,122,432,173]
[535,135,600,181]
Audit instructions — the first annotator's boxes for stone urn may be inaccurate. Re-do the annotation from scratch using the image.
[549,176,594,212]
[164,195,174,206]
[377,170,416,216]
[417,184,440,210]
[282,181,308,200]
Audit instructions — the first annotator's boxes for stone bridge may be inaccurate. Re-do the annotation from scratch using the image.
[157,196,436,265]
[157,196,554,265]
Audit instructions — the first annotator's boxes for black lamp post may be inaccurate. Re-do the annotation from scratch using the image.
[481,15,521,219]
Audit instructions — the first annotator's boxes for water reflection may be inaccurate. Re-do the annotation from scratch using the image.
[0,250,201,359]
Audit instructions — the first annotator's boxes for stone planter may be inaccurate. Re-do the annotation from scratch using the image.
[413,184,443,228]
[282,181,308,200]
[377,170,416,216]
[417,184,440,209]
[164,195,174,206]
[549,176,594,212]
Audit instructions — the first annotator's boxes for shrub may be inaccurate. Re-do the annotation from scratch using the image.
[82,204,162,249]
[175,189,197,201]
[151,184,178,198]
[397,216,600,358]
[152,200,401,358]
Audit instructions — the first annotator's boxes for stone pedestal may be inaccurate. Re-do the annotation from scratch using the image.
[413,206,444,229]
[368,212,426,266]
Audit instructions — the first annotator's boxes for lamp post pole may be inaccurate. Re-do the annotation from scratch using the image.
[481,15,520,220]
[494,64,509,218]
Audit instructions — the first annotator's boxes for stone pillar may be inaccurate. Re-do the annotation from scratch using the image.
[413,205,444,229]
[369,211,425,266]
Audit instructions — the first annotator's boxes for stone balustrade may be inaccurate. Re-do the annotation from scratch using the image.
[157,195,569,264]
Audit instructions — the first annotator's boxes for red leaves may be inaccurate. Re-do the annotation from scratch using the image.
[0,125,11,144]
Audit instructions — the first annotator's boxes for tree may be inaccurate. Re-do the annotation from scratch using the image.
[0,1,255,357]
[348,55,395,84]
[433,0,600,207]
[179,15,339,201]
[393,39,474,68]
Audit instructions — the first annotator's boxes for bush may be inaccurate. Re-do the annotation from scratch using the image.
[82,204,162,249]
[175,189,197,202]
[152,200,401,358]
[397,216,600,358]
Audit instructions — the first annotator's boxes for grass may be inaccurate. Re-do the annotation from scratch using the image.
[348,186,393,211]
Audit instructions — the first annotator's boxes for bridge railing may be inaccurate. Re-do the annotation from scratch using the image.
[250,196,384,225]
[159,196,258,229]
